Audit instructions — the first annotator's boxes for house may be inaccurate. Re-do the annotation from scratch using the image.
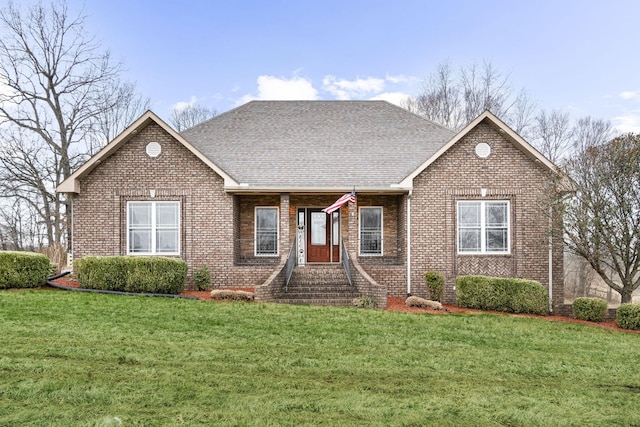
[57,100,564,310]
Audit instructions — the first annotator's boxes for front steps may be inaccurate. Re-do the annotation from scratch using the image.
[276,264,359,306]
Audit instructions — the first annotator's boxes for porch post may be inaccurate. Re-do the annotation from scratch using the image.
[280,193,290,261]
[347,196,358,256]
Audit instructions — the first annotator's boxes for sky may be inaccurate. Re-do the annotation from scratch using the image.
[59,0,640,132]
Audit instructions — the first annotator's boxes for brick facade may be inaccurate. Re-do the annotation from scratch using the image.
[68,115,563,310]
[408,120,564,310]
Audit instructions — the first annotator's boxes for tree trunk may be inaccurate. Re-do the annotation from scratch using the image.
[620,287,633,304]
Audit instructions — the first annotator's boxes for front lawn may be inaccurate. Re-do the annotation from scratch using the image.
[1,290,639,426]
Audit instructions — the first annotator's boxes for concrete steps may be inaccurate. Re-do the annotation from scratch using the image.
[276,264,359,306]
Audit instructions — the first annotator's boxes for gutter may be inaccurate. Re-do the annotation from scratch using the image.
[548,206,553,313]
[406,190,412,296]
[224,185,412,194]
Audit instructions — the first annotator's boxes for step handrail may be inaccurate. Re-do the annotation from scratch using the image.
[341,238,354,288]
[284,238,297,293]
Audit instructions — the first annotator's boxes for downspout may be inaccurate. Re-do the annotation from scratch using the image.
[406,190,412,297]
[548,206,553,313]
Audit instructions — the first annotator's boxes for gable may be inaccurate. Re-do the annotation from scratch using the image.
[57,111,237,194]
[399,111,557,188]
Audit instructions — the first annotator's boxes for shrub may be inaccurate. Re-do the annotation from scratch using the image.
[572,297,608,322]
[210,289,254,301]
[352,296,377,309]
[75,256,187,294]
[616,304,640,330]
[193,265,211,291]
[0,251,52,289]
[406,296,443,310]
[455,275,548,315]
[424,271,444,302]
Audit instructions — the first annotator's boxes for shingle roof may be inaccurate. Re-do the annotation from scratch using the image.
[181,100,455,190]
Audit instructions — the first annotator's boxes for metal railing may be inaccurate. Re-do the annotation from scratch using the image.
[284,238,297,293]
[341,238,353,288]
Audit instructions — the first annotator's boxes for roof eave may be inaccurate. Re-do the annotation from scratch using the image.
[56,110,238,194]
[224,184,411,194]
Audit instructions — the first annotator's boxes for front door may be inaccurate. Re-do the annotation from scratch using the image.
[307,208,331,262]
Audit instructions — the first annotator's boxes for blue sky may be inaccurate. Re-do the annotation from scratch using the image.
[66,0,640,132]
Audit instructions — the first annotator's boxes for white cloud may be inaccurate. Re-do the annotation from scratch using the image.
[612,90,640,132]
[620,91,639,100]
[369,91,411,107]
[322,75,385,100]
[385,74,419,85]
[236,72,420,106]
[612,112,640,133]
[237,75,319,105]
[172,96,198,112]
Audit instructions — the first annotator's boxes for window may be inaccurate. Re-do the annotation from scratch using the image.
[255,207,278,256]
[128,201,180,255]
[457,201,509,254]
[359,207,382,255]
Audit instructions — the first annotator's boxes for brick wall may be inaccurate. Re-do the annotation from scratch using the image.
[71,118,563,308]
[409,120,564,310]
[72,121,273,289]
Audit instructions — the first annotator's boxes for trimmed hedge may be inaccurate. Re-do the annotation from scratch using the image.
[455,275,548,315]
[616,304,640,330]
[424,271,444,302]
[572,297,608,322]
[75,256,187,294]
[0,251,52,289]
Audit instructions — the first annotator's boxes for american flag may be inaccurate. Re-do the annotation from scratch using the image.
[322,191,356,214]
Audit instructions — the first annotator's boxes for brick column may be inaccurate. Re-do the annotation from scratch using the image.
[280,193,290,260]
[347,198,358,256]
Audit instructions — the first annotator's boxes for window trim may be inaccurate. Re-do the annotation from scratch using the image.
[127,201,180,256]
[254,206,279,257]
[359,206,383,256]
[457,200,510,255]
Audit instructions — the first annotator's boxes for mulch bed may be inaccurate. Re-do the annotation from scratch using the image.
[46,276,638,334]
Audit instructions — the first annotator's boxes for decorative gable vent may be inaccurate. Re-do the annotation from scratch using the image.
[475,142,491,158]
[146,142,162,158]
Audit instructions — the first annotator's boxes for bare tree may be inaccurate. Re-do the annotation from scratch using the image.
[170,103,217,131]
[531,110,574,164]
[571,116,612,152]
[410,60,536,132]
[0,1,147,248]
[86,81,151,155]
[562,133,640,303]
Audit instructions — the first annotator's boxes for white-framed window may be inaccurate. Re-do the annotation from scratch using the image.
[359,207,383,256]
[457,200,510,254]
[127,201,180,255]
[255,207,279,256]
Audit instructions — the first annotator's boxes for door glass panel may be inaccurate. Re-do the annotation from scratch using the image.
[311,212,326,245]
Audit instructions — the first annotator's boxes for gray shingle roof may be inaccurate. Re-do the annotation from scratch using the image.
[181,100,455,190]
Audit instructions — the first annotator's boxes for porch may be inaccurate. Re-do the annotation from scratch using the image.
[232,193,407,307]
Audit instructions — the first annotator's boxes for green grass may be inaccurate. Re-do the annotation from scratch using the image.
[1,291,640,426]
